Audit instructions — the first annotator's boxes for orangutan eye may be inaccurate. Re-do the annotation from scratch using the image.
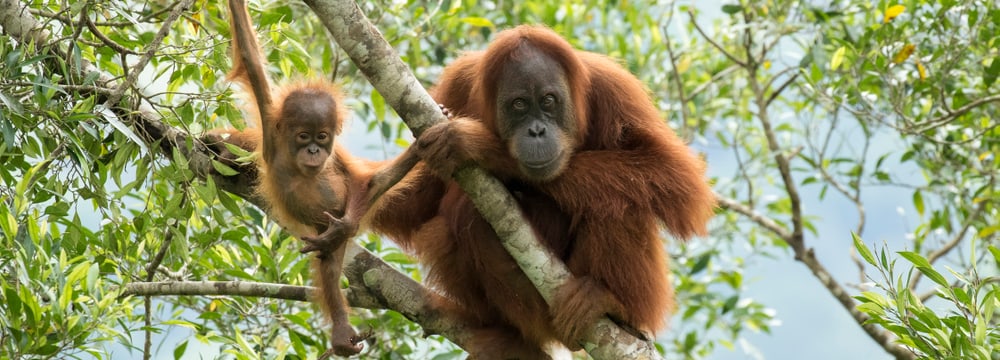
[512,99,527,111]
[541,94,556,108]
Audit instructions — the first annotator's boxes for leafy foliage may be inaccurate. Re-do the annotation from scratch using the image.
[854,236,1000,359]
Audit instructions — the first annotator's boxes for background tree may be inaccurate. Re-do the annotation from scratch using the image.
[0,1,996,360]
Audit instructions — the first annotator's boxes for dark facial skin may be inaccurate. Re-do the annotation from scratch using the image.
[280,90,339,175]
[495,47,577,181]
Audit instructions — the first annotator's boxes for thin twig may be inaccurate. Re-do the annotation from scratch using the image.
[687,10,747,68]
[687,65,739,99]
[729,128,755,208]
[812,110,869,283]
[715,194,792,239]
[748,60,804,253]
[6,81,115,94]
[765,71,800,108]
[662,22,691,133]
[30,4,177,27]
[84,13,141,55]
[103,0,195,108]
[916,94,1000,133]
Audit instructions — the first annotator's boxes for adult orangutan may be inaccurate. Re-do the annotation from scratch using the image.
[364,25,716,358]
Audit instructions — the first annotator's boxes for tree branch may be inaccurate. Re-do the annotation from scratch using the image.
[795,248,915,359]
[687,65,739,99]
[144,220,180,360]
[715,194,793,239]
[82,9,141,55]
[122,244,476,346]
[0,0,50,45]
[662,12,691,133]
[916,94,1000,133]
[765,70,800,108]
[123,281,311,301]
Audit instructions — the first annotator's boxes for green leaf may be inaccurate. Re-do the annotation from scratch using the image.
[223,142,254,158]
[95,105,149,154]
[460,17,495,28]
[953,286,970,303]
[44,202,70,217]
[217,191,243,216]
[161,319,197,329]
[985,57,1000,87]
[383,252,416,264]
[431,351,465,360]
[900,150,915,162]
[798,51,814,68]
[0,92,23,115]
[901,252,951,287]
[721,4,743,15]
[5,287,22,317]
[380,121,391,139]
[856,302,884,316]
[978,225,999,239]
[984,289,998,328]
[370,89,386,123]
[912,190,925,216]
[193,182,216,206]
[988,245,1000,265]
[860,291,888,307]
[898,251,932,268]
[831,46,847,70]
[0,111,14,146]
[211,160,240,176]
[721,295,739,314]
[282,312,312,330]
[683,331,698,351]
[974,314,986,345]
[173,340,189,360]
[86,262,99,293]
[259,5,294,26]
[929,328,951,351]
[913,306,941,328]
[690,253,711,274]
[919,267,950,288]
[852,232,876,266]
[287,330,307,357]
